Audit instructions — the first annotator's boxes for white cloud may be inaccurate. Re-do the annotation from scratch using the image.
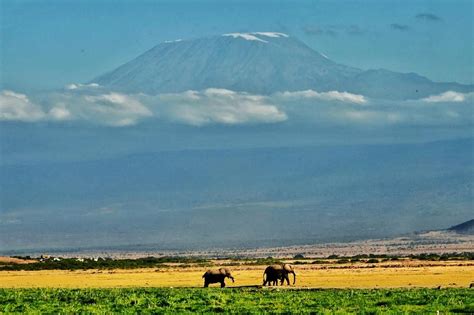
[1,88,153,126]
[65,91,153,126]
[203,88,237,97]
[65,83,100,90]
[336,109,402,125]
[276,90,472,127]
[279,90,367,104]
[334,98,472,127]
[1,87,472,129]
[48,104,72,120]
[158,88,287,126]
[164,39,183,43]
[1,87,285,127]
[0,90,46,121]
[422,91,470,103]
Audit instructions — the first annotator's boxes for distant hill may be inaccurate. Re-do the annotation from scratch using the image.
[93,32,473,100]
[448,219,474,235]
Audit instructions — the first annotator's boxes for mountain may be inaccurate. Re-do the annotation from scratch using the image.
[93,32,473,100]
[350,69,472,100]
[448,219,474,235]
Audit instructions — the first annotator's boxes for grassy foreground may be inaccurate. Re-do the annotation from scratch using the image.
[1,288,473,314]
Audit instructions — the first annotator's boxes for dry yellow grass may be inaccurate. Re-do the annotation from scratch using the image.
[0,256,36,265]
[1,261,473,289]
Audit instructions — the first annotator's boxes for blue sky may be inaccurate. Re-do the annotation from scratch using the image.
[1,0,473,93]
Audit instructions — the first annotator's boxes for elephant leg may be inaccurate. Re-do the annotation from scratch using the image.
[220,281,226,288]
[204,281,209,288]
[285,275,290,285]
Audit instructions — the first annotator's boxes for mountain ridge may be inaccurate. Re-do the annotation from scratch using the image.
[448,219,474,235]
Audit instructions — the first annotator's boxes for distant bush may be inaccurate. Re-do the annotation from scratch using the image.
[367,258,379,264]
[293,254,305,259]
[311,260,328,264]
[249,257,282,266]
[0,256,210,271]
[293,261,309,265]
[369,254,388,258]
[408,252,474,261]
[352,254,369,259]
[11,256,32,260]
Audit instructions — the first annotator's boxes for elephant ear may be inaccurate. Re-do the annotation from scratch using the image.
[284,264,293,272]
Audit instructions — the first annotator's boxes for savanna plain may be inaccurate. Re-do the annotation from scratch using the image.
[1,254,473,314]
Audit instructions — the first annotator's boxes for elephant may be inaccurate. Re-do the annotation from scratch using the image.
[263,264,296,286]
[202,268,235,287]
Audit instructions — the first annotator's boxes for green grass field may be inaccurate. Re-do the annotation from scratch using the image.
[1,288,473,314]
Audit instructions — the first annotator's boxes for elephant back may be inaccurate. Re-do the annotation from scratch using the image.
[219,268,231,275]
[270,264,284,271]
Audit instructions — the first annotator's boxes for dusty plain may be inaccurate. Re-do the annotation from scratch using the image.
[23,230,472,260]
[1,260,473,289]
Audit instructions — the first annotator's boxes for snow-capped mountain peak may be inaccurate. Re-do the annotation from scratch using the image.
[93,33,473,99]
[222,33,269,43]
[222,32,289,43]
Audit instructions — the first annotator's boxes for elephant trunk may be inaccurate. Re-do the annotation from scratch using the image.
[292,271,296,285]
[230,276,235,283]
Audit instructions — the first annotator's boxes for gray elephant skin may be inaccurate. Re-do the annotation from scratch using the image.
[263,264,296,286]
[202,268,235,287]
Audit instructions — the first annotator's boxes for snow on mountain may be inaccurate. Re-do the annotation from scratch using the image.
[222,33,269,42]
[222,32,289,42]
